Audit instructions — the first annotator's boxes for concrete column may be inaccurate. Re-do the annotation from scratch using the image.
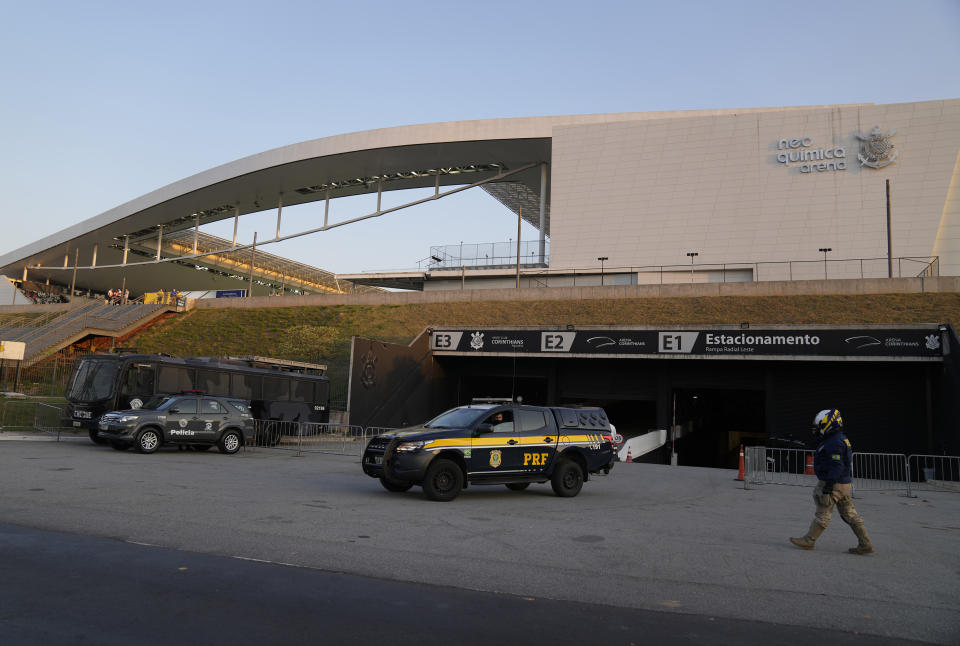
[156,226,163,261]
[324,189,330,227]
[193,214,200,255]
[232,206,239,246]
[248,232,257,297]
[275,194,283,239]
[539,162,547,265]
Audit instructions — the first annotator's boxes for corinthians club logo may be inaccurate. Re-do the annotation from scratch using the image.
[470,331,484,350]
[855,126,898,169]
[360,346,378,389]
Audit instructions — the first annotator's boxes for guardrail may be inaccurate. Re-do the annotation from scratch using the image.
[744,446,959,497]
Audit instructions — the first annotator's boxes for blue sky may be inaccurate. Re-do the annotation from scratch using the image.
[2,0,958,273]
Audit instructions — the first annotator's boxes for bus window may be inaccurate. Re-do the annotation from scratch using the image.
[198,369,229,396]
[291,380,312,403]
[67,359,119,401]
[158,366,196,393]
[314,381,329,402]
[120,363,156,401]
[263,377,289,401]
[231,373,262,399]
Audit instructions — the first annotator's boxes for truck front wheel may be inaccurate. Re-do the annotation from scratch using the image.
[422,459,463,502]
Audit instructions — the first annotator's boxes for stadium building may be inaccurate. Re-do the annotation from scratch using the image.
[1,99,958,466]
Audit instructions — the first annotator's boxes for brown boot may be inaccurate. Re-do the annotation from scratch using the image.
[790,522,825,550]
[848,522,875,554]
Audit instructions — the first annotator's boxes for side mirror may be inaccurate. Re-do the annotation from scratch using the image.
[474,423,494,436]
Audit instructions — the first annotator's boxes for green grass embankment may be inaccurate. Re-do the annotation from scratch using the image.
[127,293,960,385]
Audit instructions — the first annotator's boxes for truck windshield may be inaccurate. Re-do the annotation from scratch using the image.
[67,359,119,402]
[424,407,490,429]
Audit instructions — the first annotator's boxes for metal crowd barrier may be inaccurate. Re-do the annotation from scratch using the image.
[743,447,818,487]
[247,419,375,457]
[0,400,67,435]
[744,446,960,497]
[909,455,960,493]
[851,452,909,493]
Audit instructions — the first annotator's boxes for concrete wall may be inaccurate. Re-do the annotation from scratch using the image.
[187,276,960,311]
[549,99,960,276]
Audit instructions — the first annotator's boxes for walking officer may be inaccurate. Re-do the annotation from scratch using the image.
[790,408,874,554]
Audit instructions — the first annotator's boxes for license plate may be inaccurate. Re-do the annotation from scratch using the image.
[73,421,81,427]
[369,455,383,465]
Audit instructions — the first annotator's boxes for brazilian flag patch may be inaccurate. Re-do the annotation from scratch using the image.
[831,453,842,461]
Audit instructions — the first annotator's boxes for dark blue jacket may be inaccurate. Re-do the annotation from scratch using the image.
[814,431,852,484]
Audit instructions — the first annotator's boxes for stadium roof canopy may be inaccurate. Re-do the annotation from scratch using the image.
[0,114,605,297]
[3,107,835,296]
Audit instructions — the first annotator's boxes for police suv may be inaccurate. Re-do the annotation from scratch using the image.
[96,393,255,454]
[362,402,616,501]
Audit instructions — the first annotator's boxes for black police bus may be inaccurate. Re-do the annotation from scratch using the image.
[64,353,330,445]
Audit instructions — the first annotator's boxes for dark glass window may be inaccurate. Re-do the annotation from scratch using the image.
[518,409,548,432]
[170,398,197,414]
[198,370,230,396]
[201,399,225,414]
[263,377,289,401]
[291,380,312,402]
[231,373,262,399]
[158,366,196,393]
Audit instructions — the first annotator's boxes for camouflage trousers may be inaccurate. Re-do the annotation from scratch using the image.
[812,480,862,529]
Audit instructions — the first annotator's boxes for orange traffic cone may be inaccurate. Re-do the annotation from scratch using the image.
[625,445,633,463]
[735,444,745,481]
[804,454,815,475]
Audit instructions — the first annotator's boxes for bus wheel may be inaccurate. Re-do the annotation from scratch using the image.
[89,429,107,445]
[135,428,161,454]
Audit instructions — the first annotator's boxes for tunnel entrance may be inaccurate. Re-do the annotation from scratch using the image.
[671,388,765,469]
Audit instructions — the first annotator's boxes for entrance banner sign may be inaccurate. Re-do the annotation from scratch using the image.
[430,328,944,359]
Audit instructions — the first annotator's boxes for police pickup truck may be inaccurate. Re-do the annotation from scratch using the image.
[362,402,615,501]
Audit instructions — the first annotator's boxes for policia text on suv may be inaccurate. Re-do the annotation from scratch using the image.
[362,403,616,501]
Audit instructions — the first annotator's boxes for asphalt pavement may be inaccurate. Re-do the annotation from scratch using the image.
[0,434,957,644]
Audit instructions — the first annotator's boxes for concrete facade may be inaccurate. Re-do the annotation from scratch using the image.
[2,100,958,297]
[550,99,960,278]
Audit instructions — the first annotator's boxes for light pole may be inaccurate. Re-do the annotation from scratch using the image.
[597,256,608,286]
[686,252,698,282]
[818,247,832,279]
